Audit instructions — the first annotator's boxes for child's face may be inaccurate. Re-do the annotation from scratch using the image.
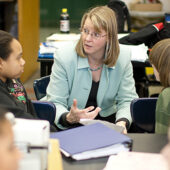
[152,64,160,82]
[0,39,25,82]
[0,121,21,170]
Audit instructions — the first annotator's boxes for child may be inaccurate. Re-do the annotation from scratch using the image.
[0,108,21,170]
[0,30,37,119]
[0,30,57,131]
[149,38,170,134]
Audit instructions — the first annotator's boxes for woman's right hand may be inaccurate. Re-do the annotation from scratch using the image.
[66,99,101,124]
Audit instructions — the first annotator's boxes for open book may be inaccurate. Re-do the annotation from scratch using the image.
[50,123,132,160]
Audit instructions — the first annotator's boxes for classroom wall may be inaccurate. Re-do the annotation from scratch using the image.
[18,0,39,82]
[40,0,108,28]
[122,0,170,12]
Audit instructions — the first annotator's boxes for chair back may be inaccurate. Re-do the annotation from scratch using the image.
[32,100,56,124]
[33,75,50,100]
[108,0,131,33]
[130,98,158,133]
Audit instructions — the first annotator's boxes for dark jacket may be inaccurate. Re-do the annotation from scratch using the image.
[0,79,57,132]
[0,79,37,119]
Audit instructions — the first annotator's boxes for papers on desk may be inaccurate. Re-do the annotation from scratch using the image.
[127,43,148,62]
[46,33,80,41]
[50,123,132,160]
[39,41,71,58]
[104,152,169,170]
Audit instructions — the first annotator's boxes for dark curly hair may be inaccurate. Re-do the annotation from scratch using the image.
[0,30,14,60]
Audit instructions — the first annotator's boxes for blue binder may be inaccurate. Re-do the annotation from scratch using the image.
[50,123,132,160]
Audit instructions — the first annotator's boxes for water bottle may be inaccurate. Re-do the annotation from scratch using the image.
[60,8,70,33]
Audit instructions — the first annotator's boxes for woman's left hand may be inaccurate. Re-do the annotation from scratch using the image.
[116,121,127,134]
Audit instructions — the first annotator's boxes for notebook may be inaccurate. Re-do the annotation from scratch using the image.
[50,123,132,160]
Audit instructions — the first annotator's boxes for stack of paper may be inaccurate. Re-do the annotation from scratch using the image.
[50,123,132,160]
[46,33,80,41]
[104,152,169,170]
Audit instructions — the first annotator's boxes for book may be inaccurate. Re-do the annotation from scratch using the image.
[79,119,125,133]
[50,123,132,160]
[104,152,169,170]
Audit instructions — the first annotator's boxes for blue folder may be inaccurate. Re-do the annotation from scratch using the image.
[50,123,132,160]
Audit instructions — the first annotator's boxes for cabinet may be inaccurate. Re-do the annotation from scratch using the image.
[0,0,39,82]
[18,0,39,82]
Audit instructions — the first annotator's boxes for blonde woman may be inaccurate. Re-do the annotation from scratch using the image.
[45,6,138,133]
[149,38,170,134]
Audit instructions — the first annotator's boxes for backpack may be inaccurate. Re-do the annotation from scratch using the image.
[108,0,131,33]
[119,22,170,49]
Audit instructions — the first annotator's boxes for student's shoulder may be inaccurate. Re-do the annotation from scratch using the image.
[159,87,170,99]
[157,87,170,109]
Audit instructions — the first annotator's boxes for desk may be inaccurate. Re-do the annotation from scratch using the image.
[37,58,152,97]
[62,133,168,170]
[38,58,53,77]
[38,33,149,77]
[37,58,150,78]
[38,37,153,97]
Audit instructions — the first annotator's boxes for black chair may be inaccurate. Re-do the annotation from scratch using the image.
[32,100,56,124]
[108,0,131,33]
[132,61,161,98]
[33,75,50,100]
[130,98,158,133]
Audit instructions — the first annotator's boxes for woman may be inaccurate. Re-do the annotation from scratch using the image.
[45,6,138,133]
[0,108,21,170]
[149,38,170,134]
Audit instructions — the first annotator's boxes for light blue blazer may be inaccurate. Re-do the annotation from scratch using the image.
[43,41,138,129]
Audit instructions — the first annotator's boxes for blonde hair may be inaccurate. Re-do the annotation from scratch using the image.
[76,6,120,67]
[149,38,170,87]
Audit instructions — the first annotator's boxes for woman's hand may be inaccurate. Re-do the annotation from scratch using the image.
[116,121,127,134]
[66,99,101,124]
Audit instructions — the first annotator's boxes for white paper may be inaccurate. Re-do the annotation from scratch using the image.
[127,44,148,62]
[46,33,80,41]
[104,152,169,170]
[72,143,129,160]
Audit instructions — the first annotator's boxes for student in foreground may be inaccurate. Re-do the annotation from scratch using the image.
[0,108,21,170]
[44,6,138,133]
[149,38,170,134]
[0,30,57,131]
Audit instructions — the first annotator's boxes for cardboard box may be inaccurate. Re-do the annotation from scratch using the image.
[130,3,162,11]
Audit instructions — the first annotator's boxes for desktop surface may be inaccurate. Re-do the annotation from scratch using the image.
[62,133,168,170]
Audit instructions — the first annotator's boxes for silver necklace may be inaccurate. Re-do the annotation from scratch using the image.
[89,65,103,71]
